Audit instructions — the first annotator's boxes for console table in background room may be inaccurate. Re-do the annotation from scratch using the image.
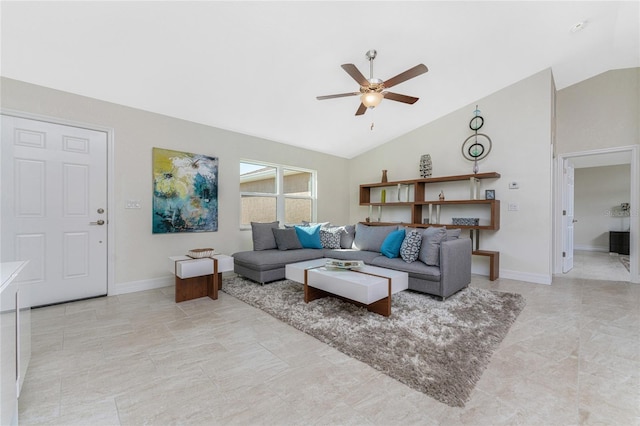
[168,254,234,303]
[609,231,630,255]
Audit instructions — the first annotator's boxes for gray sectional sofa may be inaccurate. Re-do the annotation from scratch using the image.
[232,222,472,300]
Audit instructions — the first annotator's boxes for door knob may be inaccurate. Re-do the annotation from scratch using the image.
[90,220,105,225]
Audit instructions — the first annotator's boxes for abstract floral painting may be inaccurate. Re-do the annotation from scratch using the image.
[152,147,218,233]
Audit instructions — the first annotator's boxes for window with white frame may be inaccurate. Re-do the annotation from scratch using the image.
[240,161,316,227]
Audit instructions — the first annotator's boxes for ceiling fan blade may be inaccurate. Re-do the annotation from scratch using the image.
[383,64,428,89]
[383,92,419,104]
[316,92,360,100]
[341,64,369,87]
[355,103,367,116]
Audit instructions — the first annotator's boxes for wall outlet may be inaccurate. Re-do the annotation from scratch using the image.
[508,203,519,211]
[509,182,519,189]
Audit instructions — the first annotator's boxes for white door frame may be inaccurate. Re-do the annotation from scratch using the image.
[1,108,116,296]
[554,145,639,283]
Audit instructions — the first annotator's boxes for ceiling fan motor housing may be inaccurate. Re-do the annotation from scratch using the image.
[316,49,428,115]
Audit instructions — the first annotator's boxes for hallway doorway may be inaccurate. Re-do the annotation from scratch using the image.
[555,146,638,283]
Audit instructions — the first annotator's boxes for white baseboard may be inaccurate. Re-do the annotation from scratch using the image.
[499,269,552,285]
[472,262,552,285]
[574,245,609,253]
[113,275,173,295]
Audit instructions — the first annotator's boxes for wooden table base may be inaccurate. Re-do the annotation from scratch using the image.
[303,268,393,317]
[174,258,222,303]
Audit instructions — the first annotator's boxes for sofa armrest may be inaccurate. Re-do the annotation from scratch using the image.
[439,238,472,299]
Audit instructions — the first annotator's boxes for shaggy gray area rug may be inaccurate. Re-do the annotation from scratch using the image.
[222,276,526,407]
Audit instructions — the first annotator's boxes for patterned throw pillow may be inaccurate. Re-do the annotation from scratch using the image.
[400,229,422,263]
[320,228,343,249]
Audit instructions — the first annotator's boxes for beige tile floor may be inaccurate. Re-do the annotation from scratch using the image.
[19,251,639,425]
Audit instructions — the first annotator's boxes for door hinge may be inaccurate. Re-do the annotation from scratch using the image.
[563,210,566,215]
[562,252,566,258]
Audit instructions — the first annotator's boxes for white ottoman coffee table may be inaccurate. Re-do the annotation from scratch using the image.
[285,258,408,317]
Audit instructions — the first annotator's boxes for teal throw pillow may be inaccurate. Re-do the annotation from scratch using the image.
[294,224,323,249]
[380,229,406,258]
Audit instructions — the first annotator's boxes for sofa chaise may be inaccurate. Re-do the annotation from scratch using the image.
[232,222,472,300]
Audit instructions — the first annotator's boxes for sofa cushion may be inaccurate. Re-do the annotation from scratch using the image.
[320,227,343,249]
[272,228,303,251]
[370,256,441,282]
[353,223,398,252]
[419,227,447,266]
[233,249,323,271]
[294,224,323,249]
[400,229,422,263]
[446,228,462,240]
[251,221,279,251]
[380,229,405,258]
[322,249,381,264]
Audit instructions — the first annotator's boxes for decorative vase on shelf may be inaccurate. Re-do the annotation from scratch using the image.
[420,154,432,178]
[381,169,388,183]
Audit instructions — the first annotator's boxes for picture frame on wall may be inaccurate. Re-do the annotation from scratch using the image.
[152,147,219,234]
[485,189,495,200]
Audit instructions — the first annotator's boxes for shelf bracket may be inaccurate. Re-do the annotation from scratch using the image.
[470,229,480,251]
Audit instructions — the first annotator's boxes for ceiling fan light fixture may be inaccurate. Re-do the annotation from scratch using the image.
[361,91,383,108]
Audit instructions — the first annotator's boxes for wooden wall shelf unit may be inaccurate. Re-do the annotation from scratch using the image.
[359,172,501,280]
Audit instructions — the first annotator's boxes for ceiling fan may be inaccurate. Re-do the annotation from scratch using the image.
[316,49,428,116]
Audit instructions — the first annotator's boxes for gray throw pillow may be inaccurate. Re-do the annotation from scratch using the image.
[302,221,330,228]
[353,223,399,252]
[340,225,356,249]
[272,228,302,251]
[446,228,462,240]
[418,227,447,266]
[251,221,279,251]
[400,229,422,263]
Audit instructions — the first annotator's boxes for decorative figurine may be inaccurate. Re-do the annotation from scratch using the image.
[439,190,445,201]
[420,154,432,178]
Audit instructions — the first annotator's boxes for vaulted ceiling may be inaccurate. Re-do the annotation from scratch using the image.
[2,1,638,158]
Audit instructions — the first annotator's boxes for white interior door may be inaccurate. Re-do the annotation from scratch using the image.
[562,160,575,273]
[1,115,108,306]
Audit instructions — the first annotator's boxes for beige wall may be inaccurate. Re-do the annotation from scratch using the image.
[556,68,640,154]
[574,165,631,251]
[2,67,637,290]
[348,69,555,283]
[0,77,350,290]
[556,67,639,282]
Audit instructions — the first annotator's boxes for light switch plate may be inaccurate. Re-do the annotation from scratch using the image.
[125,200,141,209]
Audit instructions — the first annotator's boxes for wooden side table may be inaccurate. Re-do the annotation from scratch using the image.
[168,254,234,303]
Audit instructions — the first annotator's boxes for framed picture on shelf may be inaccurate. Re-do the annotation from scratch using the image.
[485,189,495,200]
